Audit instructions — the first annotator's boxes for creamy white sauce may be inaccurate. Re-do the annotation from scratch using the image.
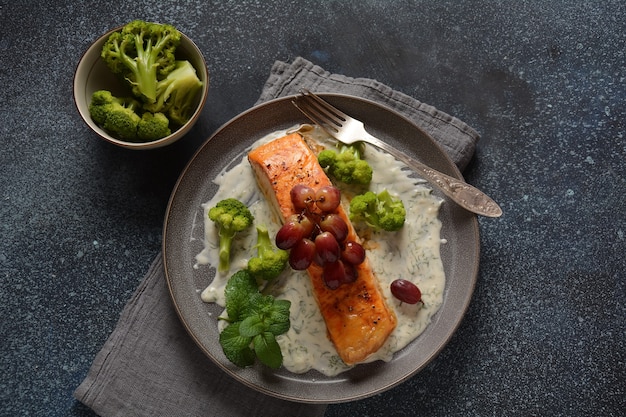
[195,125,445,376]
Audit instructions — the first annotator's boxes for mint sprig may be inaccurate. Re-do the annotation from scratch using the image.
[219,270,291,369]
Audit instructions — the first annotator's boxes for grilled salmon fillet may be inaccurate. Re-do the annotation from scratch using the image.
[248,132,396,365]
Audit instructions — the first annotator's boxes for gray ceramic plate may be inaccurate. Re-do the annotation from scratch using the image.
[163,93,479,403]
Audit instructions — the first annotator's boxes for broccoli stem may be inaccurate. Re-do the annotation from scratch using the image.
[218,233,234,273]
[134,61,157,102]
[130,36,158,102]
[255,226,273,258]
[129,31,176,102]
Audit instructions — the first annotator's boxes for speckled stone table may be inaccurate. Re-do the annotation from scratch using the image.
[1,1,624,416]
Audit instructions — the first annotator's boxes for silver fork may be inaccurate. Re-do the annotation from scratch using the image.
[292,90,502,218]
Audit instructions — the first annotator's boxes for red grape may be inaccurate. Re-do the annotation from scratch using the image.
[276,214,316,250]
[390,279,422,304]
[290,184,316,211]
[342,262,358,284]
[313,249,326,266]
[319,213,348,242]
[289,238,316,270]
[322,261,345,289]
[323,260,358,289]
[315,232,341,263]
[286,213,315,238]
[315,186,341,212]
[275,220,305,250]
[341,240,366,265]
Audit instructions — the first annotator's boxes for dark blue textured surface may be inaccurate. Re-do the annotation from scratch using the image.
[1,1,624,416]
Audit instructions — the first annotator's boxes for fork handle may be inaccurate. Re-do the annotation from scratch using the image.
[364,133,503,217]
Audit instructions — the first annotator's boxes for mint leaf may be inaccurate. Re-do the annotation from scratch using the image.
[267,319,290,336]
[267,299,291,336]
[253,332,283,369]
[268,299,291,323]
[241,292,274,318]
[239,315,265,337]
[219,323,255,368]
[224,270,258,321]
[219,269,292,369]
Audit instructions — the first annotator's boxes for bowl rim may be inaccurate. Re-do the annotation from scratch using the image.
[73,24,209,150]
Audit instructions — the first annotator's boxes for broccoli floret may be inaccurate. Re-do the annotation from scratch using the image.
[101,20,181,103]
[89,90,172,142]
[88,90,142,140]
[98,21,203,130]
[143,60,203,126]
[317,142,373,185]
[137,112,171,141]
[208,198,255,273]
[89,90,118,125]
[349,189,406,231]
[247,225,289,282]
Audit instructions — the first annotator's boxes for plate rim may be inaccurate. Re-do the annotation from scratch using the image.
[163,93,480,403]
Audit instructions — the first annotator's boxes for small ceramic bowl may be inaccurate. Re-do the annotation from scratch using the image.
[74,25,209,149]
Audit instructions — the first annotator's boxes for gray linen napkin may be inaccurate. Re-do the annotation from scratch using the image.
[74,57,479,417]
[257,57,479,171]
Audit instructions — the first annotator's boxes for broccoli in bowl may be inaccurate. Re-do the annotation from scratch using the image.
[75,20,208,147]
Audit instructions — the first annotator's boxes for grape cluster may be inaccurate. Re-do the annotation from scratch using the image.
[275,184,366,289]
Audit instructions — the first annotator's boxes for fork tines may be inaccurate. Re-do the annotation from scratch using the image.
[292,90,345,133]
